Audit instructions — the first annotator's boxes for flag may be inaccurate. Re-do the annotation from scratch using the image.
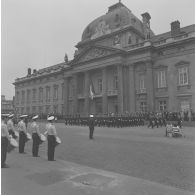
[89,79,95,100]
[89,84,95,100]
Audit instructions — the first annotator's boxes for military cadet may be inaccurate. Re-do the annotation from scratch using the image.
[30,115,41,157]
[7,114,17,139]
[1,114,11,168]
[18,115,28,153]
[88,114,95,139]
[45,116,57,161]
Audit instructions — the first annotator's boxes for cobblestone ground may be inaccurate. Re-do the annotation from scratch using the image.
[26,123,195,192]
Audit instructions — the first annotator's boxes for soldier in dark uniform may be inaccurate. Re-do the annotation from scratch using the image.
[88,115,95,139]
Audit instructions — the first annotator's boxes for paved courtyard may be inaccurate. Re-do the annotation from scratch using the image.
[26,123,195,192]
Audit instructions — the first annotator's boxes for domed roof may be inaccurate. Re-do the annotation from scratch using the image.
[82,2,153,41]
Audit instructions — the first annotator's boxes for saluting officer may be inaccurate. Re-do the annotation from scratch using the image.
[7,114,17,139]
[88,114,95,139]
[1,114,11,168]
[18,115,28,154]
[31,115,41,157]
[45,116,57,161]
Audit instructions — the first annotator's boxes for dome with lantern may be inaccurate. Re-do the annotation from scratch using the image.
[81,2,154,42]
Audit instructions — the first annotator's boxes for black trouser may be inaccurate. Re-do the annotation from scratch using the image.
[89,127,94,139]
[32,133,40,157]
[1,137,9,166]
[19,132,26,153]
[47,135,56,161]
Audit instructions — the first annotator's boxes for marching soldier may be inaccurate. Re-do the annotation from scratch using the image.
[7,114,17,139]
[30,115,41,157]
[45,116,57,161]
[18,115,28,154]
[1,114,11,168]
[88,114,95,139]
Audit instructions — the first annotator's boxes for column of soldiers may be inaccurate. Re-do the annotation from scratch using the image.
[64,114,145,128]
[1,113,59,168]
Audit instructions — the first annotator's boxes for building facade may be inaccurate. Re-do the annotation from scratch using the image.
[1,95,14,114]
[13,2,195,117]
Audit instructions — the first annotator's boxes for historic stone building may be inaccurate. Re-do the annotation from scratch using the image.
[13,2,195,117]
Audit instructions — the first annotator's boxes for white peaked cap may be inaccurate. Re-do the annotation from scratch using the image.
[32,115,39,120]
[9,114,14,118]
[47,116,55,121]
[89,114,94,117]
[20,115,28,118]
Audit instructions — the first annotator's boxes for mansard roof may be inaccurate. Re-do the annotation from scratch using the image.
[151,24,195,43]
[14,62,69,84]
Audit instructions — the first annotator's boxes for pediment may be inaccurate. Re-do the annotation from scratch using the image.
[71,45,124,64]
[175,60,189,66]
[154,64,168,69]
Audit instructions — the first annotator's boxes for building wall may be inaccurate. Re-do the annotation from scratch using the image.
[15,73,65,115]
[154,41,195,112]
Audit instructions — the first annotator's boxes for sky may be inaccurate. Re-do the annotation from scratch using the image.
[1,0,195,100]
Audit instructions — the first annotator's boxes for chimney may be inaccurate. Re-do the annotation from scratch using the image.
[171,20,180,37]
[27,68,31,75]
[33,69,37,74]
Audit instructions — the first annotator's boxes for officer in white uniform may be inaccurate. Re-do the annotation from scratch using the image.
[7,114,17,139]
[30,115,41,157]
[1,114,11,168]
[45,116,57,161]
[18,115,27,153]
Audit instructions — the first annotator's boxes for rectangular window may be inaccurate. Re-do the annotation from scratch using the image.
[97,78,102,93]
[113,75,118,90]
[95,101,102,114]
[179,67,188,85]
[139,77,145,90]
[46,87,50,102]
[39,106,43,114]
[53,85,58,100]
[16,92,20,104]
[21,91,25,104]
[157,71,166,88]
[140,102,147,112]
[61,104,64,115]
[180,100,190,111]
[61,84,64,100]
[39,88,43,102]
[27,90,31,103]
[159,100,166,111]
[32,106,36,114]
[32,89,36,102]
[46,105,50,114]
[53,105,58,114]
[26,107,30,114]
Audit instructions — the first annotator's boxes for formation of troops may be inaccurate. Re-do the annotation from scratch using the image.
[64,116,145,128]
[1,110,188,168]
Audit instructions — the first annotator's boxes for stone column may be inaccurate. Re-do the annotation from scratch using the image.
[84,71,90,116]
[102,67,108,114]
[146,60,155,112]
[129,64,136,113]
[72,74,78,115]
[117,65,124,114]
[63,77,69,115]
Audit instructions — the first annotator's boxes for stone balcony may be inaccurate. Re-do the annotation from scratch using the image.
[107,90,118,96]
[136,88,147,94]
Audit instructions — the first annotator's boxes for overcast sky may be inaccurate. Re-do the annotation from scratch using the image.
[1,0,195,99]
